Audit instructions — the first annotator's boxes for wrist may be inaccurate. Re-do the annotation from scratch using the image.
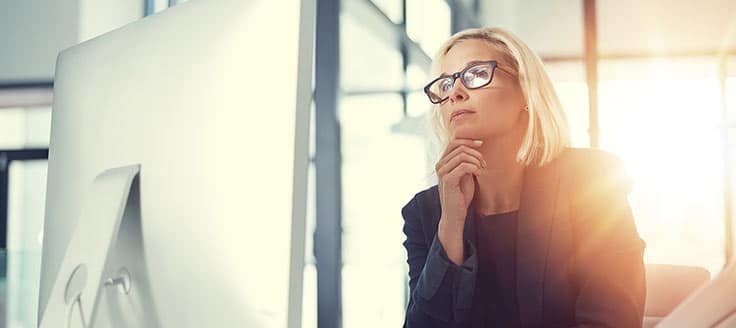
[438,216,466,265]
[438,215,465,236]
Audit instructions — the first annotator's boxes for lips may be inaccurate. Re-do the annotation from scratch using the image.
[451,109,476,121]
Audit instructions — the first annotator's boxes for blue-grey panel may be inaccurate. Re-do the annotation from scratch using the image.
[0,1,80,83]
[315,0,343,327]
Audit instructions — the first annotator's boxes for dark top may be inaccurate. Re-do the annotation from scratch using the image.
[475,210,521,327]
[401,148,647,328]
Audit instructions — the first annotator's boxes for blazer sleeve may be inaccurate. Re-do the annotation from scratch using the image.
[401,195,478,327]
[569,152,647,328]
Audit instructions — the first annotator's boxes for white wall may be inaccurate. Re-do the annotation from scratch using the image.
[0,0,144,83]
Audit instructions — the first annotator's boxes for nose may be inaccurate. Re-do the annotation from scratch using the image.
[447,79,469,103]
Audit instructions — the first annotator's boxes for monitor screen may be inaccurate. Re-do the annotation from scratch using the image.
[38,0,314,326]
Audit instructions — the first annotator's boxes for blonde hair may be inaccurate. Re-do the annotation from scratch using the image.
[428,27,571,167]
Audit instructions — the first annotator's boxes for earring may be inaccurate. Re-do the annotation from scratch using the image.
[524,106,529,112]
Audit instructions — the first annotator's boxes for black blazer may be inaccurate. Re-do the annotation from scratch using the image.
[401,148,646,327]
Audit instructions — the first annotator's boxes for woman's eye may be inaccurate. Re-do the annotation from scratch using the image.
[440,79,454,92]
[470,68,489,79]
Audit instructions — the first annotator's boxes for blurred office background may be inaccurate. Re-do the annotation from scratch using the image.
[1,0,735,327]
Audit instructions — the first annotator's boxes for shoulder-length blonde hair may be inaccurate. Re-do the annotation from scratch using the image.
[428,27,570,167]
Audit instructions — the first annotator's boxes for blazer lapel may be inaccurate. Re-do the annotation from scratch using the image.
[516,159,562,326]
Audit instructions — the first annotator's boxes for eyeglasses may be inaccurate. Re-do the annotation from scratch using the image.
[423,60,511,104]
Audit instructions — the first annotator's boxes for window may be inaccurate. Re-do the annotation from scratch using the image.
[545,62,590,148]
[406,0,450,56]
[597,58,727,274]
[341,13,403,92]
[340,94,429,328]
[0,106,51,328]
[336,1,454,325]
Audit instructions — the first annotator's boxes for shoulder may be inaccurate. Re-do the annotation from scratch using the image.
[402,184,440,212]
[401,185,442,223]
[415,184,440,203]
[556,147,632,196]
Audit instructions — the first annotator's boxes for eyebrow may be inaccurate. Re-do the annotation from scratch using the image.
[466,60,487,66]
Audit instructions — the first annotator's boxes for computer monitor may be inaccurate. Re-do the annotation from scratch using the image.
[38,0,315,326]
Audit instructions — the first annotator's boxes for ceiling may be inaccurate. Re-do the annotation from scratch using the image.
[479,0,736,59]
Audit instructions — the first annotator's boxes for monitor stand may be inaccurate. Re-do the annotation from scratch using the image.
[40,164,160,328]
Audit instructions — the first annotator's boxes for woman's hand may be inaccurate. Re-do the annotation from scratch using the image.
[435,138,486,265]
[435,139,487,224]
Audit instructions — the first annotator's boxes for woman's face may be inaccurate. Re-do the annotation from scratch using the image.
[438,39,527,141]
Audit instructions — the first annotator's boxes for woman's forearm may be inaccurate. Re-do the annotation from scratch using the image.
[437,215,465,265]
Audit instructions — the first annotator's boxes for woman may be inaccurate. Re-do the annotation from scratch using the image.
[401,27,646,327]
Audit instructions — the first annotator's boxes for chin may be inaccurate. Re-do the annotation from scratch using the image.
[449,124,484,139]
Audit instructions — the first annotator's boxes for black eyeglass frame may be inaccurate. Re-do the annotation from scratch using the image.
[423,60,512,104]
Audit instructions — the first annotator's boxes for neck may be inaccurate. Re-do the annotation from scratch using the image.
[472,132,525,216]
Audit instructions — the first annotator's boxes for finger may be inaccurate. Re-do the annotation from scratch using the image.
[437,154,482,179]
[442,162,481,185]
[437,151,484,176]
[439,145,486,168]
[440,138,483,159]
[436,145,486,172]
